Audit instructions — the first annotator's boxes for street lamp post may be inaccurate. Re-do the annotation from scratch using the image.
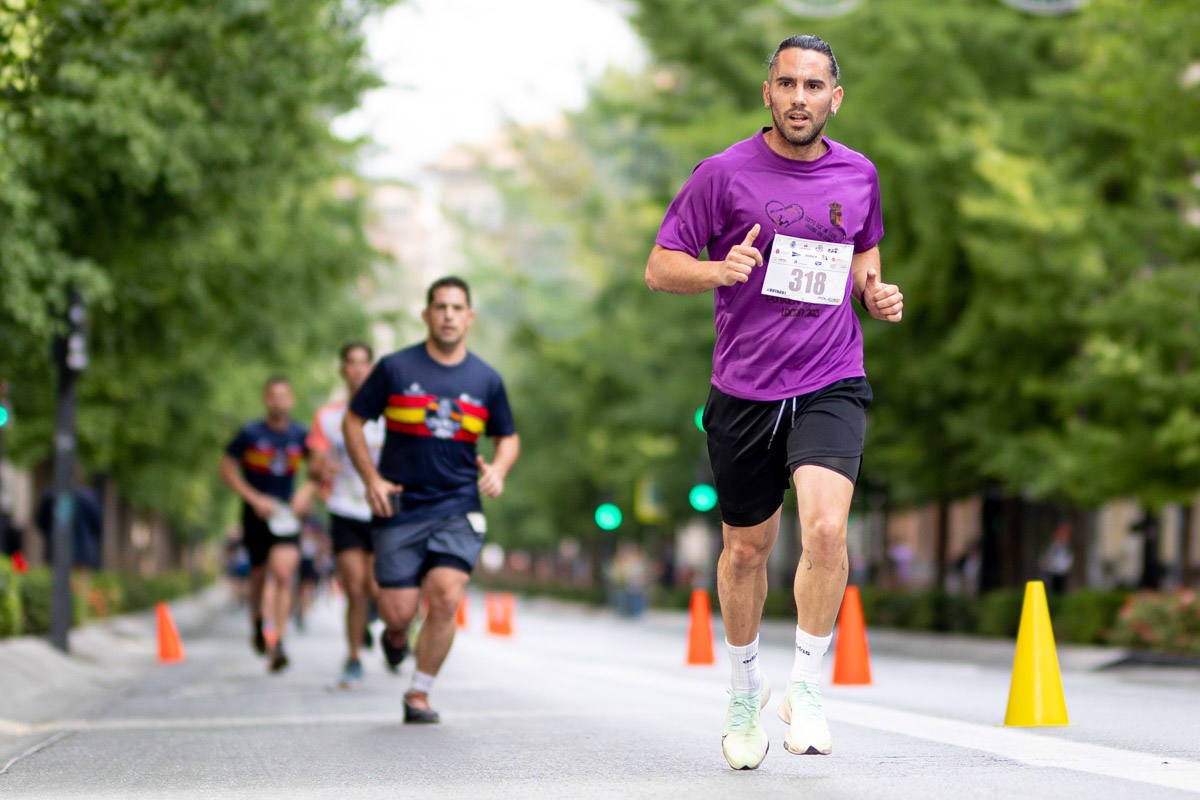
[49,289,87,653]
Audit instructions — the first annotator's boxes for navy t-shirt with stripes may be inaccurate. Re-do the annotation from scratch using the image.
[349,343,516,524]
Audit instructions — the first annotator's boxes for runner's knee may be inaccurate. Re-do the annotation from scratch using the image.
[801,515,846,564]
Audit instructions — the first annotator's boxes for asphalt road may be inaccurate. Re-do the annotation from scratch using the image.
[1,586,1198,799]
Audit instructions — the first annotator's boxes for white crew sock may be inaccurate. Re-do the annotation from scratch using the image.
[410,670,436,696]
[727,636,762,694]
[790,627,832,686]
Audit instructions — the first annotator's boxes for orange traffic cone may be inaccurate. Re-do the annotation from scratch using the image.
[156,602,185,664]
[832,585,872,685]
[456,595,469,629]
[685,588,715,665]
[485,592,514,636]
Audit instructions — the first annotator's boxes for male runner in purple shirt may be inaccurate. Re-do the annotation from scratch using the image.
[646,34,903,770]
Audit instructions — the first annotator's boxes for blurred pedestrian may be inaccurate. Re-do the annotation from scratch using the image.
[646,34,902,769]
[1041,521,1074,595]
[307,341,385,688]
[219,375,312,673]
[35,472,102,608]
[223,531,251,606]
[293,517,323,632]
[343,276,519,724]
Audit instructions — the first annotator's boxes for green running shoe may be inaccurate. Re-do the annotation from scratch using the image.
[721,678,771,770]
[778,681,832,755]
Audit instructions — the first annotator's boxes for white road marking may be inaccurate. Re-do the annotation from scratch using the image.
[830,698,1200,794]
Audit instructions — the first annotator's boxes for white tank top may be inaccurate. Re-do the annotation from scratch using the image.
[307,399,384,521]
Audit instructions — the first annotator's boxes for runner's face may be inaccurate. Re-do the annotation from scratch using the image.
[263,381,294,419]
[423,287,473,348]
[339,347,372,393]
[763,48,843,150]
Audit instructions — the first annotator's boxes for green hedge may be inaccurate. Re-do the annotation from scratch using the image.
[0,556,212,638]
[1108,590,1200,654]
[477,572,1134,648]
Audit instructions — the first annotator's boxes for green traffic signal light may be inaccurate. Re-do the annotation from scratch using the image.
[689,483,718,512]
[594,503,623,531]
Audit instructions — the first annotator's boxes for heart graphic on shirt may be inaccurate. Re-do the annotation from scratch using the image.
[765,201,804,227]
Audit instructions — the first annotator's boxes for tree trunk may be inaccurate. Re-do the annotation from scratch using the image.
[1179,505,1194,588]
[933,497,949,592]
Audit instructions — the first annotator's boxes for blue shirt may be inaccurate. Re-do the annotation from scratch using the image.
[224,420,308,502]
[350,343,516,523]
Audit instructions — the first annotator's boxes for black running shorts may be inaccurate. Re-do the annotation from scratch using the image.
[330,513,374,555]
[703,377,873,528]
[241,506,300,568]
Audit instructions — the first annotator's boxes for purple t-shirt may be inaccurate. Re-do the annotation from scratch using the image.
[656,130,884,401]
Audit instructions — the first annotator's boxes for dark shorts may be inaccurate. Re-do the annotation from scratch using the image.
[241,507,300,568]
[299,557,318,583]
[703,377,872,528]
[330,513,374,555]
[372,514,484,589]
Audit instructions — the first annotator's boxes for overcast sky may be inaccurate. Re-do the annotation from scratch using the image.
[333,0,646,180]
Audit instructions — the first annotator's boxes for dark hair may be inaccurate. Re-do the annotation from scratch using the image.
[339,340,373,362]
[769,34,839,84]
[426,275,472,308]
[263,374,290,392]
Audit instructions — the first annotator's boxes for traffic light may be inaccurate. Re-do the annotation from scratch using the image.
[689,483,718,512]
[594,502,623,531]
[53,290,88,374]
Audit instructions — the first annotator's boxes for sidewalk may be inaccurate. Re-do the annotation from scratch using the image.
[0,583,229,734]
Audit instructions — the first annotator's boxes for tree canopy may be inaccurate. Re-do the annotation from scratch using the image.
[2,0,397,529]
[471,0,1200,556]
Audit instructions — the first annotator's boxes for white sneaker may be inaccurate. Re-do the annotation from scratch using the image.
[777,681,832,755]
[721,678,771,770]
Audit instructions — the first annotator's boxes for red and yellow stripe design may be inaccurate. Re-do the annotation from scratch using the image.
[384,394,488,442]
[242,444,303,475]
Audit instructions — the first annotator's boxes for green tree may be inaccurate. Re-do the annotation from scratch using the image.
[1,0,397,531]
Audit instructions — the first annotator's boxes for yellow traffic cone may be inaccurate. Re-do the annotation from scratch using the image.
[1003,580,1069,726]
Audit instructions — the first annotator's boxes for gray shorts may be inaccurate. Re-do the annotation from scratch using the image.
[372,515,484,589]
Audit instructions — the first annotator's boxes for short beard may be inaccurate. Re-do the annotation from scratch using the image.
[774,117,825,148]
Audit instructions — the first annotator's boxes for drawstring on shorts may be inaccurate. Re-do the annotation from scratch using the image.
[766,397,799,451]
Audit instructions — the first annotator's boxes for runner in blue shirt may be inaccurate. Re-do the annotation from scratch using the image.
[343,276,520,724]
[219,376,313,673]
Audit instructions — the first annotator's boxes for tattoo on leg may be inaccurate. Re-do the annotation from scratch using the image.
[804,558,814,571]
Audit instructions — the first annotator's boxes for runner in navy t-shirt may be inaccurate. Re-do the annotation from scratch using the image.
[219,375,313,673]
[646,35,903,769]
[343,276,519,724]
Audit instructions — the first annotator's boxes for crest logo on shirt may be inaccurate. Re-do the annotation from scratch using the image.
[829,202,843,228]
[269,446,290,475]
[425,397,464,440]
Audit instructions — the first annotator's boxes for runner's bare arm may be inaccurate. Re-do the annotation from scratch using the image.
[851,246,903,322]
[645,225,763,294]
[342,408,399,517]
[218,453,276,519]
[476,434,520,499]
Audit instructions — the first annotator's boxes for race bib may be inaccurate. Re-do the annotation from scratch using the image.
[761,233,853,306]
[267,505,300,536]
[466,512,487,535]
